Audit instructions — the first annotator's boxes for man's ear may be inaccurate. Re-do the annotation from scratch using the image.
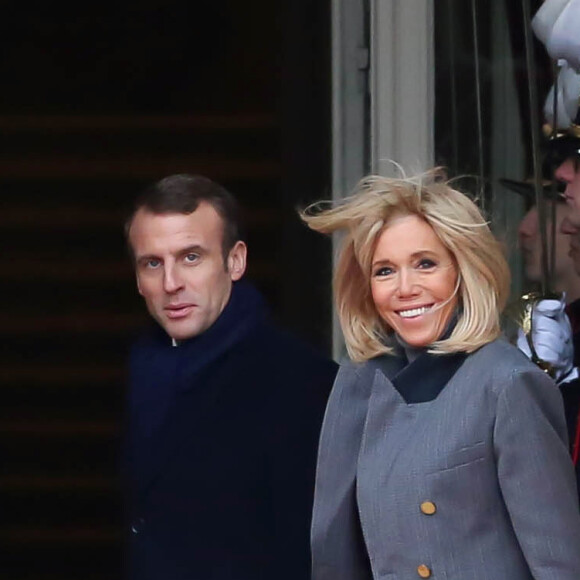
[136,273,144,296]
[227,241,247,281]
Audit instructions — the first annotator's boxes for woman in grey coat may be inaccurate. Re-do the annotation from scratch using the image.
[301,168,580,580]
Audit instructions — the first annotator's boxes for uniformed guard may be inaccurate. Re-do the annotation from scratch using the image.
[516,0,580,490]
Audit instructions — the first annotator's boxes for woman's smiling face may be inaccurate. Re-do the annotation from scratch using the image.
[370,214,459,347]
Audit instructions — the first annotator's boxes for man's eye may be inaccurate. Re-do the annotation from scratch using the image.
[146,259,161,269]
[184,253,199,263]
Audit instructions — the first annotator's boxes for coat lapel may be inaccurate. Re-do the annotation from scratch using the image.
[391,350,467,403]
[128,281,267,498]
[133,357,233,498]
[355,367,418,552]
[356,351,467,529]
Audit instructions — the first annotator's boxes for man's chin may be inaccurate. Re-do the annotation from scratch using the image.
[162,319,205,342]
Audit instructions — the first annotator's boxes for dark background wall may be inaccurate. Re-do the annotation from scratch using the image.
[1,2,332,579]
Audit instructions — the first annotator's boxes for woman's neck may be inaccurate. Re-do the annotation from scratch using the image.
[395,334,425,363]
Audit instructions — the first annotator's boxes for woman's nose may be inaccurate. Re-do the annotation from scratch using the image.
[397,268,419,296]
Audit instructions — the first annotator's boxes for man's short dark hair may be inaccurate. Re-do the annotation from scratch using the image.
[125,174,243,262]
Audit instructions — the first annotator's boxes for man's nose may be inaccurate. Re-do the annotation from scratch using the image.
[554,159,574,183]
[518,219,530,241]
[518,212,535,241]
[163,264,184,293]
[560,215,580,235]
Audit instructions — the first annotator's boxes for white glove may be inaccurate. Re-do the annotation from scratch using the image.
[543,64,580,130]
[517,296,579,384]
[533,0,580,72]
[532,0,570,47]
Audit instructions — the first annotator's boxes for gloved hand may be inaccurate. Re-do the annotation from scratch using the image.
[517,296,579,384]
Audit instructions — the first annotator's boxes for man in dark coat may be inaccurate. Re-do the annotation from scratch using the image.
[515,0,580,503]
[555,140,580,494]
[502,177,580,475]
[123,174,337,580]
[517,102,580,499]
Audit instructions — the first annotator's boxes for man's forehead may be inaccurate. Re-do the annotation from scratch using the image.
[130,205,225,249]
[136,204,223,230]
[557,155,580,172]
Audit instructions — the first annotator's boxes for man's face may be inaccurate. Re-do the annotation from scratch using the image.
[560,214,580,275]
[128,203,246,341]
[555,158,580,228]
[556,157,580,274]
[518,202,575,281]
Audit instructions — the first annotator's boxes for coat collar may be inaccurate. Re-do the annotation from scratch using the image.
[391,349,467,403]
[370,349,466,404]
[372,314,467,404]
[127,280,269,497]
[129,279,268,436]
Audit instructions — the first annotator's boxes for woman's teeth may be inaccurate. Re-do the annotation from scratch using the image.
[399,306,431,318]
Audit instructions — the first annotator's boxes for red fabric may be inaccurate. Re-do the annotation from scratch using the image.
[566,300,580,338]
[573,406,580,466]
[567,299,580,465]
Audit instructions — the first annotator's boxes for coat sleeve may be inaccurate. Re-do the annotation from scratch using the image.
[267,356,337,580]
[310,362,374,580]
[494,367,580,579]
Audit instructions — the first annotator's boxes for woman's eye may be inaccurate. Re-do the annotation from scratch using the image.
[417,258,436,269]
[374,266,393,277]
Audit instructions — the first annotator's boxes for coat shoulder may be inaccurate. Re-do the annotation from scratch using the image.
[250,321,336,366]
[471,337,542,373]
[467,337,557,395]
[234,320,338,391]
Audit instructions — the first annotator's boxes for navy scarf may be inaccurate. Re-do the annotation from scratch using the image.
[129,280,268,439]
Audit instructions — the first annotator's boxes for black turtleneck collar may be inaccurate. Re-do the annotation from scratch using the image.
[382,311,467,404]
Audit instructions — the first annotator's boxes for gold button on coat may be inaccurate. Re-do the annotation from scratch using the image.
[417,564,431,578]
[420,501,436,515]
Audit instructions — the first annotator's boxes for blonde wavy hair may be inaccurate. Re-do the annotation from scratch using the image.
[301,168,510,362]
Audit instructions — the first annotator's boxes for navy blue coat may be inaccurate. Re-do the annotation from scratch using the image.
[123,282,337,580]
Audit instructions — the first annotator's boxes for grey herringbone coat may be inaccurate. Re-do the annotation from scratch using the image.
[311,338,580,580]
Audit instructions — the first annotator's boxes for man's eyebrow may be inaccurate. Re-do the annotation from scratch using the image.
[177,244,205,256]
[136,253,159,263]
[135,245,206,263]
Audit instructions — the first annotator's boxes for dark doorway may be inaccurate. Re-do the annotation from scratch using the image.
[1,2,332,578]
